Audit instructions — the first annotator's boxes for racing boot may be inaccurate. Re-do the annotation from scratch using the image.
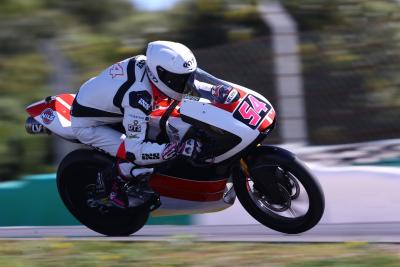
[95,161,131,209]
[93,163,126,208]
[108,175,129,209]
[125,167,159,209]
[111,161,158,209]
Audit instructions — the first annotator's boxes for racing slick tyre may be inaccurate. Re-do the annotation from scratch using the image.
[57,149,149,236]
[233,145,325,234]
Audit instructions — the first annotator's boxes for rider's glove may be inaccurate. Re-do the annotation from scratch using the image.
[211,84,240,104]
[161,139,202,161]
[161,142,179,161]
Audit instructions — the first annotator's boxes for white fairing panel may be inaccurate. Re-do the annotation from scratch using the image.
[180,89,263,163]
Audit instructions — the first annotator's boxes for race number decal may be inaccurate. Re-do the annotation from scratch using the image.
[233,94,271,129]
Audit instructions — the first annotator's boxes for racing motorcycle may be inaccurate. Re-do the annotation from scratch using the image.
[25,68,324,236]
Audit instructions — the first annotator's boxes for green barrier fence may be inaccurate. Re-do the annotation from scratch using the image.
[353,158,400,167]
[0,174,191,226]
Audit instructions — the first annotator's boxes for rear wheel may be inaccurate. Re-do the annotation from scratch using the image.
[233,146,325,234]
[57,149,149,236]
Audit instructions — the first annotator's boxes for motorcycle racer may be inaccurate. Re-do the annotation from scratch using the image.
[70,41,237,209]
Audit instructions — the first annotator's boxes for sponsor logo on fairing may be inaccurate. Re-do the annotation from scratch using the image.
[233,94,271,129]
[31,124,44,133]
[141,153,160,160]
[109,63,124,79]
[40,108,56,125]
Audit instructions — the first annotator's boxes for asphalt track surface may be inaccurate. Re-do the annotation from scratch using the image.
[0,223,399,243]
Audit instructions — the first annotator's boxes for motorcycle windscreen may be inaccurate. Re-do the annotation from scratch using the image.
[185,68,234,101]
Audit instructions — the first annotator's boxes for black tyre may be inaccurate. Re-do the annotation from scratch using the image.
[233,146,325,234]
[57,149,149,236]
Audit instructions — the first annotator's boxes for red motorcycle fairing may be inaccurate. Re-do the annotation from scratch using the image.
[26,94,74,122]
[150,156,232,202]
[26,94,77,140]
[149,174,227,202]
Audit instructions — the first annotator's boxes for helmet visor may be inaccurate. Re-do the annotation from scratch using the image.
[156,66,192,94]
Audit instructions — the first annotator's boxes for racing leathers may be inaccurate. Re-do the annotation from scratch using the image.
[70,55,200,207]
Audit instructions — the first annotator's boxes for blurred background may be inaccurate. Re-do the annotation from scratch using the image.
[0,0,399,182]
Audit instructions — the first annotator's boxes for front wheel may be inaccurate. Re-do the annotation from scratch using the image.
[233,146,325,234]
[57,149,149,236]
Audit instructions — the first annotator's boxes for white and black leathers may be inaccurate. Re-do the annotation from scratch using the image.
[71,55,170,167]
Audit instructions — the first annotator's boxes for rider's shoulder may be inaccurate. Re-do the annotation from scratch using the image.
[132,55,147,75]
[105,55,147,72]
[127,55,152,94]
[133,55,146,64]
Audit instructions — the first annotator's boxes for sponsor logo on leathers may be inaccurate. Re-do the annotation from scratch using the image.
[109,63,124,79]
[128,120,142,132]
[136,60,145,69]
[141,153,160,160]
[139,98,151,111]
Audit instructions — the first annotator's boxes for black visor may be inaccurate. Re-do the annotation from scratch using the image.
[156,66,192,94]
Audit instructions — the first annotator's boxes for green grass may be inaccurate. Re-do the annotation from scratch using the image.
[0,240,399,266]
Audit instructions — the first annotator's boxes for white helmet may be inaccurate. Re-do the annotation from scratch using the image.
[146,41,197,100]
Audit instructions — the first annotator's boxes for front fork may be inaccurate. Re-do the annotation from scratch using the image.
[240,158,287,204]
